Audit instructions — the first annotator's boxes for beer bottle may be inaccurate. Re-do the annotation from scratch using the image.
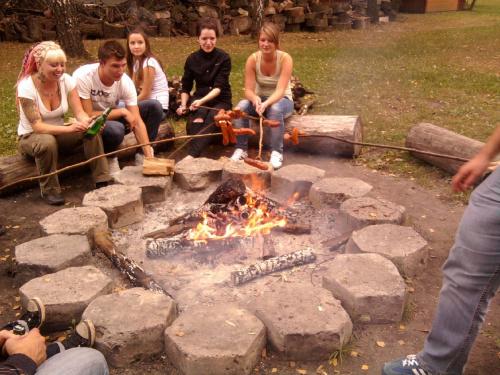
[84,106,112,140]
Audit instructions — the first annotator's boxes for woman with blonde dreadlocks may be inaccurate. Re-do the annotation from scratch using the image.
[16,41,110,205]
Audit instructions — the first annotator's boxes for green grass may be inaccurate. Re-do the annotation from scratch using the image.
[1,0,499,188]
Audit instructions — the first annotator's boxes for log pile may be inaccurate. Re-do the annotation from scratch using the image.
[0,0,399,42]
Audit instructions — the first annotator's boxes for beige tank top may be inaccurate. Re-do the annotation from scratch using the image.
[254,50,292,100]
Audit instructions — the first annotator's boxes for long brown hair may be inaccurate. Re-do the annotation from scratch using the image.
[126,28,165,88]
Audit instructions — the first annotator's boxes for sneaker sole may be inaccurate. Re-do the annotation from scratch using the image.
[79,319,96,347]
[27,297,45,330]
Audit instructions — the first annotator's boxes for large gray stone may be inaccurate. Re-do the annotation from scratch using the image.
[335,197,406,233]
[15,234,92,283]
[248,283,352,361]
[174,157,224,191]
[222,160,273,190]
[114,165,172,204]
[322,253,407,324]
[309,177,373,209]
[271,164,325,200]
[165,304,266,375]
[82,288,177,368]
[19,266,113,332]
[82,185,143,228]
[345,224,429,278]
[39,207,108,245]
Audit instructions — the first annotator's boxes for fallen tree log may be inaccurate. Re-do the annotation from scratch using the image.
[248,115,362,157]
[94,231,172,298]
[405,123,498,175]
[231,248,317,285]
[0,119,175,194]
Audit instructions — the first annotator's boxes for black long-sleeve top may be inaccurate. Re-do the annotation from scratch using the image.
[0,354,37,375]
[181,47,232,107]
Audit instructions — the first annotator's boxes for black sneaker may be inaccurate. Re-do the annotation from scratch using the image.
[20,297,45,331]
[41,191,65,205]
[382,355,430,375]
[61,319,95,349]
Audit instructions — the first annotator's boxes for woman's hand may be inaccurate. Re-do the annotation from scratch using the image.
[190,100,203,111]
[176,105,188,116]
[70,119,90,133]
[259,100,269,115]
[253,96,262,113]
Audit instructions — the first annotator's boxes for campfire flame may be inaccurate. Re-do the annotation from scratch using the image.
[186,192,287,241]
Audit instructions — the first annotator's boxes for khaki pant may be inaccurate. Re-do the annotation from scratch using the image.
[17,132,110,195]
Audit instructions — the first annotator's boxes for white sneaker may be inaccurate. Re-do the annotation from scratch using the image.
[230,148,248,161]
[270,151,283,169]
[135,153,145,166]
[108,157,121,179]
[182,155,194,162]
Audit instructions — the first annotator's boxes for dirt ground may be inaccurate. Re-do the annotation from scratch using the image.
[0,147,498,375]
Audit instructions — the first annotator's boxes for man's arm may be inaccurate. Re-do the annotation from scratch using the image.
[452,125,500,193]
[79,97,129,121]
[126,105,152,157]
[0,328,46,375]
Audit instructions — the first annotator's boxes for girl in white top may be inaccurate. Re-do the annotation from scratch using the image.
[231,23,294,169]
[16,41,110,205]
[126,28,169,115]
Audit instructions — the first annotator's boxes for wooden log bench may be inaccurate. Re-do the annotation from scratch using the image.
[248,115,363,157]
[0,120,175,195]
[405,122,499,175]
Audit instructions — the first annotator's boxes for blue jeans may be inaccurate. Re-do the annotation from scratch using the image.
[417,167,500,374]
[102,99,163,156]
[233,97,294,153]
[36,347,109,375]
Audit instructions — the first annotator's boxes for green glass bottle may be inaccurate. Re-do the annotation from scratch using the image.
[84,106,112,140]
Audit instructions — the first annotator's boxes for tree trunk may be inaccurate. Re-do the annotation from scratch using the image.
[251,0,265,39]
[39,0,86,57]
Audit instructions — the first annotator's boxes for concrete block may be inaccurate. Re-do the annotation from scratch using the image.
[249,283,352,361]
[336,197,406,233]
[82,185,143,229]
[82,288,177,368]
[19,265,113,332]
[114,165,172,204]
[222,160,273,191]
[165,304,266,375]
[39,207,108,245]
[346,224,428,278]
[271,164,325,200]
[15,234,92,283]
[322,253,407,324]
[309,177,372,209]
[174,158,224,191]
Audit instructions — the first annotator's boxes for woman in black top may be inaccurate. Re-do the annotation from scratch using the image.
[176,18,232,160]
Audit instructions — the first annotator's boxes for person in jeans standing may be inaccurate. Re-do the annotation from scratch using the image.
[382,125,500,374]
[230,23,294,169]
[73,40,162,179]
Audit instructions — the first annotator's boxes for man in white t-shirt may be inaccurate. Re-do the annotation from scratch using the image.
[73,40,162,177]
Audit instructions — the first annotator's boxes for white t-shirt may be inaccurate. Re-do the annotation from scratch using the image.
[17,73,75,135]
[134,57,169,110]
[72,63,137,112]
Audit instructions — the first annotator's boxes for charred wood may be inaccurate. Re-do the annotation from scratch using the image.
[146,235,254,259]
[94,231,172,298]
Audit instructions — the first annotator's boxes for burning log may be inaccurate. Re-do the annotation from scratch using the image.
[146,236,254,259]
[142,223,198,239]
[231,248,317,285]
[94,232,172,298]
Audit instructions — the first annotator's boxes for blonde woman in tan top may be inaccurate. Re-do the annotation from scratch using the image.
[230,23,293,169]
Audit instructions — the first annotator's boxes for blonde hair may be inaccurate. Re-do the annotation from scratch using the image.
[16,41,66,109]
[17,41,66,84]
[258,23,280,50]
